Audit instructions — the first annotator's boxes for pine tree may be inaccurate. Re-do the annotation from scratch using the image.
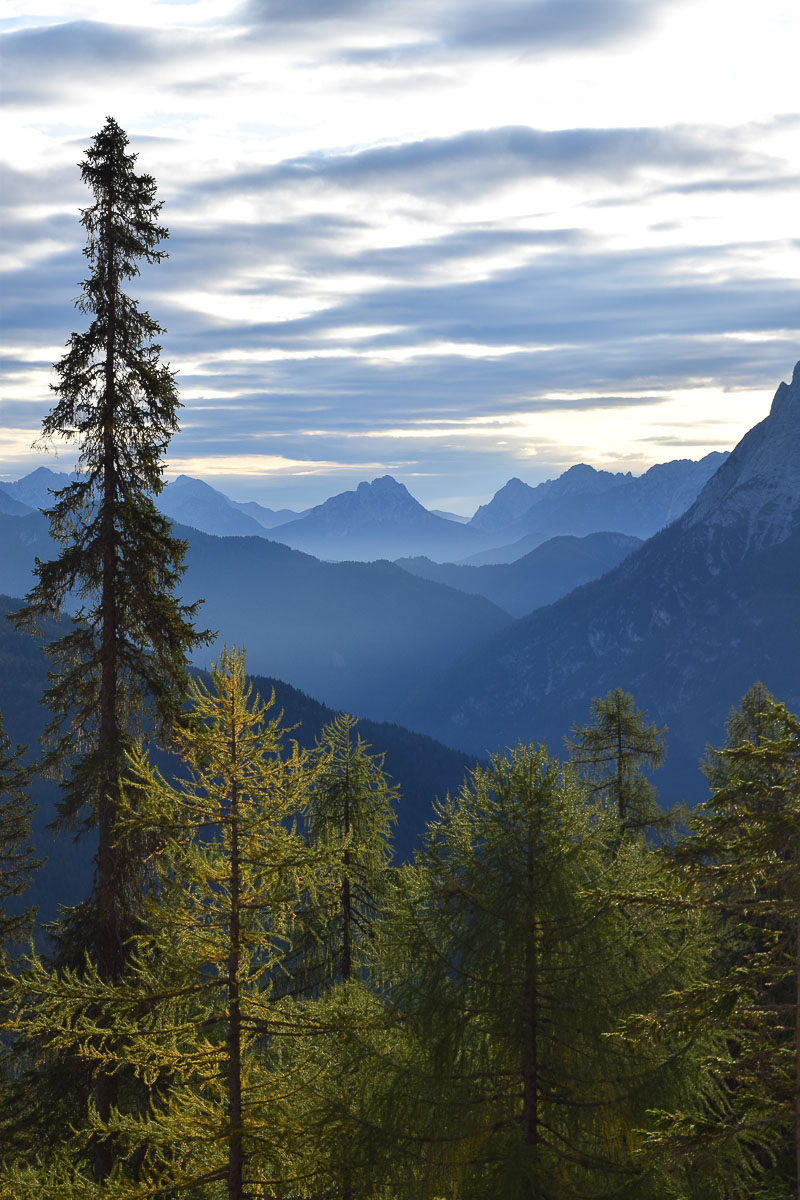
[292,712,397,993]
[282,713,398,1200]
[566,687,669,836]
[381,743,706,1200]
[640,689,800,1197]
[9,116,209,1180]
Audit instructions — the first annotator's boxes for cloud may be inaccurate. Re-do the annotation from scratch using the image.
[246,0,380,19]
[440,0,681,52]
[192,123,774,206]
[242,0,685,57]
[0,21,169,104]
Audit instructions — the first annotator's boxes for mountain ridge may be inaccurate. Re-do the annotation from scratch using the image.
[401,362,800,804]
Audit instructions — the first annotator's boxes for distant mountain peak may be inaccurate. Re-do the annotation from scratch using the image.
[684,359,800,551]
[771,358,800,419]
[354,475,422,507]
[314,475,427,520]
[562,462,595,477]
[358,474,406,493]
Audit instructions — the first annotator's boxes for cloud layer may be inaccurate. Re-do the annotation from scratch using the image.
[2,0,799,509]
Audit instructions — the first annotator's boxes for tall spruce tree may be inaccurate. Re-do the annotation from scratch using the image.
[10,117,208,1180]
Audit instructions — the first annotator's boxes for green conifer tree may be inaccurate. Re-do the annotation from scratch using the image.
[566,687,669,836]
[1,650,333,1198]
[284,714,398,1200]
[292,712,397,993]
[381,743,706,1200]
[640,688,800,1197]
[9,116,209,1180]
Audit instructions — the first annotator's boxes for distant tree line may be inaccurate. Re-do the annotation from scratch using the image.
[2,118,799,1200]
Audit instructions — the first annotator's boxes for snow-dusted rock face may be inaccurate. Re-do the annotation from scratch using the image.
[684,361,800,552]
[319,476,429,530]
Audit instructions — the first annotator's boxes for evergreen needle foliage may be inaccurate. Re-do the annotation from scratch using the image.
[290,712,398,994]
[381,743,706,1200]
[566,688,670,837]
[638,687,800,1198]
[1,650,337,1197]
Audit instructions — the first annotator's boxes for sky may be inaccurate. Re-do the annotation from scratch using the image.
[2,0,799,514]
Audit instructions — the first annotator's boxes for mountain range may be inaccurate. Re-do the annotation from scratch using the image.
[2,361,799,872]
[397,532,642,618]
[403,361,800,807]
[0,513,513,720]
[1,454,726,567]
[266,475,490,561]
[462,453,728,564]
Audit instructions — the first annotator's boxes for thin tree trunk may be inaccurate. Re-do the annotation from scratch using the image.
[93,165,121,1186]
[228,713,244,1200]
[522,835,539,1154]
[342,738,353,1200]
[616,707,625,825]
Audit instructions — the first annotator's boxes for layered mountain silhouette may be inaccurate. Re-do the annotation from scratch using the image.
[463,453,727,564]
[0,517,512,722]
[1,455,726,567]
[404,362,800,805]
[0,594,479,921]
[268,475,491,562]
[0,487,34,517]
[156,475,281,538]
[176,526,511,717]
[397,532,642,618]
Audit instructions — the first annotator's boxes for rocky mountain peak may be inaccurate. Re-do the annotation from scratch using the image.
[683,359,800,551]
[769,358,800,420]
[469,477,538,532]
[350,476,425,514]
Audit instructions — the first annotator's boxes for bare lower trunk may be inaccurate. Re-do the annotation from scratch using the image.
[522,834,539,1153]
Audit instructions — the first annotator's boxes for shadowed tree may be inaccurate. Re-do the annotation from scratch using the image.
[292,712,397,994]
[380,744,707,1200]
[639,689,800,1198]
[566,688,669,837]
[284,713,398,1200]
